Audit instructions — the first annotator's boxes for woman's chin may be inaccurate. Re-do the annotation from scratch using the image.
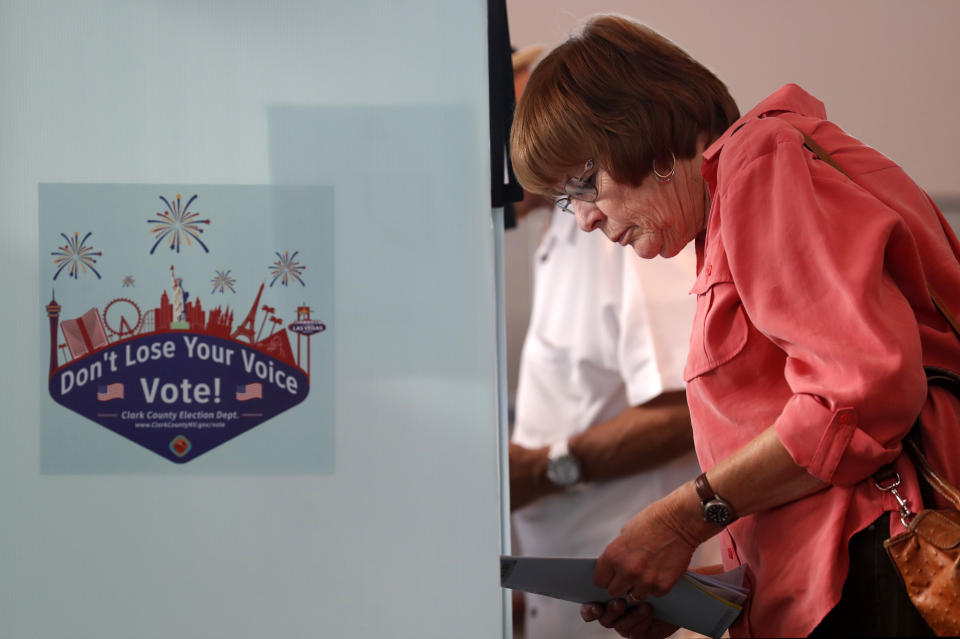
[631,238,662,259]
[658,244,681,258]
[657,237,694,259]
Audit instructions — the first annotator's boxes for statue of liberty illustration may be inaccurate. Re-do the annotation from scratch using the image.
[170,265,190,329]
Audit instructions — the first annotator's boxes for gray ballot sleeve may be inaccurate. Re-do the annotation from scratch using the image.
[500,556,746,639]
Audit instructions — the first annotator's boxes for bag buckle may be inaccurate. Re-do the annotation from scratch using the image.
[874,472,916,527]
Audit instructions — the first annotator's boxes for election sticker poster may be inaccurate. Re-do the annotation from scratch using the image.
[38,184,334,473]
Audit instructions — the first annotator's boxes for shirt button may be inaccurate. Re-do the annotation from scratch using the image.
[838,411,855,425]
[727,547,734,559]
[705,264,713,276]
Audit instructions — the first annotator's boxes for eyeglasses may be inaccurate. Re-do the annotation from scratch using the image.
[555,158,598,214]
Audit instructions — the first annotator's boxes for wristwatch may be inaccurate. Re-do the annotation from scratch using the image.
[546,438,582,487]
[695,473,738,526]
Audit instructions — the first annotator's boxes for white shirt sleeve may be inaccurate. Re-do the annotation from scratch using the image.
[618,244,698,406]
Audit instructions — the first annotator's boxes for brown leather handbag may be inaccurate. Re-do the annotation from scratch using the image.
[792,125,960,636]
[875,369,960,637]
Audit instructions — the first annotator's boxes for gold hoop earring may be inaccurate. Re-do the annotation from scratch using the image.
[653,152,676,183]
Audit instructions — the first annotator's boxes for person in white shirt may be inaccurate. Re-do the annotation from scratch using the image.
[510,208,718,639]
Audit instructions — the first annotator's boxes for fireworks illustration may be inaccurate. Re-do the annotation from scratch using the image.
[211,269,237,294]
[147,193,211,254]
[51,231,103,280]
[122,275,135,288]
[268,250,306,287]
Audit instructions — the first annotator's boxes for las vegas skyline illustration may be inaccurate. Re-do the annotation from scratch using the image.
[45,264,326,379]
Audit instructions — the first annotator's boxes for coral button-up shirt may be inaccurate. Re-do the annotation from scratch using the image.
[688,84,960,638]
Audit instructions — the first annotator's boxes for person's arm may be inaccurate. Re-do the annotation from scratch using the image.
[592,425,827,599]
[570,390,692,483]
[509,390,693,511]
[580,426,827,639]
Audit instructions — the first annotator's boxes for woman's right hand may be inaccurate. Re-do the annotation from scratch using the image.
[580,484,719,638]
[579,562,725,638]
[580,600,679,639]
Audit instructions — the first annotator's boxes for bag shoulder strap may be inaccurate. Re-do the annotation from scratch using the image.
[930,287,960,341]
[906,436,960,510]
[914,368,960,509]
[794,127,849,178]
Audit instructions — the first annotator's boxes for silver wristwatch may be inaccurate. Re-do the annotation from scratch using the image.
[546,438,582,487]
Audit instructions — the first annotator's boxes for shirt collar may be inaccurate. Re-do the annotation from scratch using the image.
[702,83,827,166]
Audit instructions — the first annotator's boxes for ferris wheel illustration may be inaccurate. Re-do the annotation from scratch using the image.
[103,297,143,338]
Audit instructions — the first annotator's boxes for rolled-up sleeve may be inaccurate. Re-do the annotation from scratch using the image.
[718,127,927,485]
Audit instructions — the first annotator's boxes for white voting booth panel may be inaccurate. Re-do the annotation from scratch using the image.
[1,2,506,638]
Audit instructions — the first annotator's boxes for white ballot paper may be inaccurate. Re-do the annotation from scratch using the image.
[500,556,748,639]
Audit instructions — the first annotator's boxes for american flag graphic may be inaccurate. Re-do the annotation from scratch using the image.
[97,383,124,401]
[236,383,263,401]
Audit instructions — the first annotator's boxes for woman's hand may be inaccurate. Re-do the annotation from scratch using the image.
[578,561,727,638]
[579,483,717,637]
[595,484,712,600]
[580,601,679,639]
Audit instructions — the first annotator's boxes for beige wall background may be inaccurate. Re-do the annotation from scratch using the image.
[503,0,960,408]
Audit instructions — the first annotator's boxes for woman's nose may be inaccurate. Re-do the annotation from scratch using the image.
[574,201,604,232]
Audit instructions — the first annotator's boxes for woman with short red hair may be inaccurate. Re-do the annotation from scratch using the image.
[511,14,960,638]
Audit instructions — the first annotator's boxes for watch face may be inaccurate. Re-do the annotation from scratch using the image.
[547,456,580,486]
[704,501,732,526]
